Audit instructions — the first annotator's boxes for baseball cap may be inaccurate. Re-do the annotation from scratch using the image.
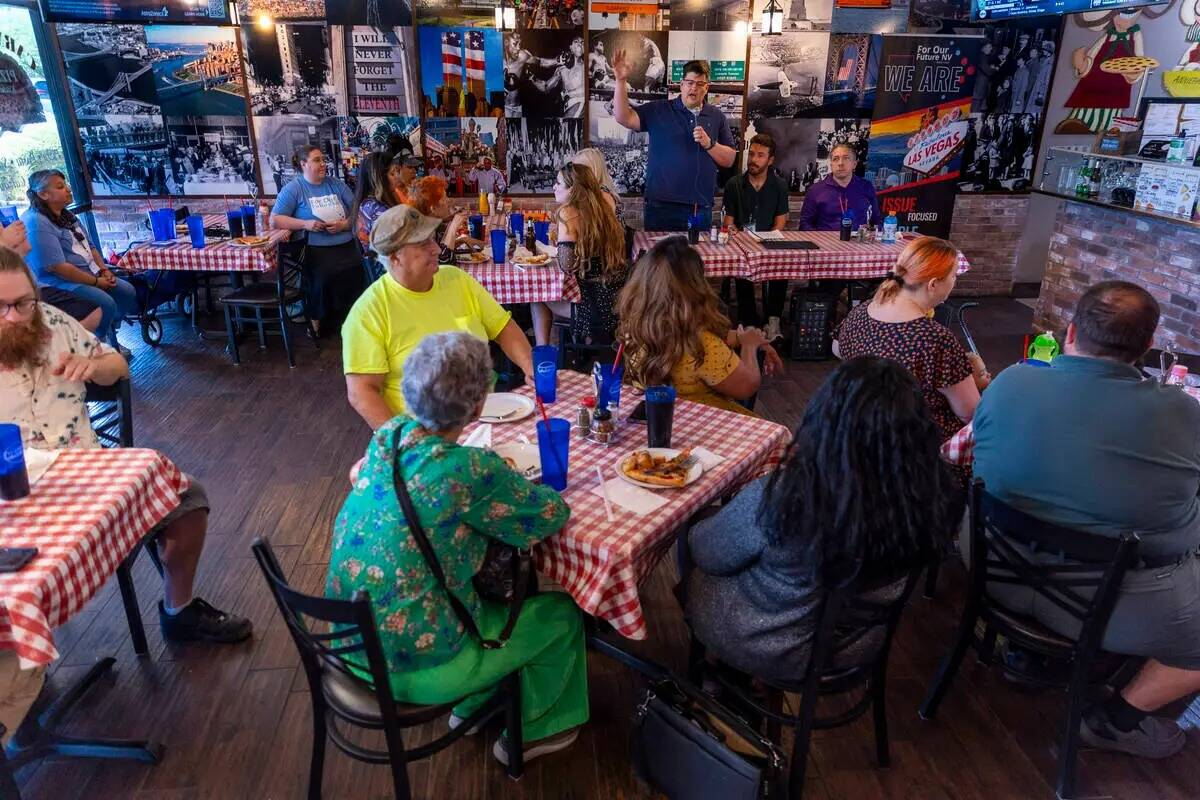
[370,204,442,256]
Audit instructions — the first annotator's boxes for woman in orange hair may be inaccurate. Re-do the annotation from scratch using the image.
[835,236,990,444]
[403,175,484,263]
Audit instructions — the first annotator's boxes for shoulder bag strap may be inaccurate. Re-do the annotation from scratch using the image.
[390,428,522,649]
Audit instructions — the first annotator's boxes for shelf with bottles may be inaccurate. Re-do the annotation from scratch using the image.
[1038,146,1200,227]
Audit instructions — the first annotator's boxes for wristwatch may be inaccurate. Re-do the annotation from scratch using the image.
[704,139,716,151]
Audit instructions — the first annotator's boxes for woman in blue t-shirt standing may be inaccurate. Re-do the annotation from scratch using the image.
[270,145,363,338]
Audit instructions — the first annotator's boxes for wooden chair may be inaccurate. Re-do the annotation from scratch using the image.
[690,566,924,798]
[251,538,525,800]
[919,480,1139,800]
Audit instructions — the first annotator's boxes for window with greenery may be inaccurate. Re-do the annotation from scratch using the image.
[0,2,79,208]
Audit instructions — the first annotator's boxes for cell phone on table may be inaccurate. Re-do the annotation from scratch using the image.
[0,548,38,573]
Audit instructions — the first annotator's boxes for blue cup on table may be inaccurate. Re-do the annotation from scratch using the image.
[533,344,558,403]
[185,214,205,248]
[240,204,258,236]
[226,209,245,240]
[0,206,17,226]
[686,213,704,245]
[594,361,624,418]
[0,423,30,501]
[536,418,570,491]
[147,209,175,242]
[468,214,484,240]
[490,229,507,264]
[534,220,550,244]
[510,212,524,238]
[644,385,677,448]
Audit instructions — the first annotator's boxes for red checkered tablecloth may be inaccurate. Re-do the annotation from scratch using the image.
[0,449,186,668]
[736,231,972,283]
[120,215,289,274]
[463,371,790,639]
[633,231,747,278]
[462,260,582,305]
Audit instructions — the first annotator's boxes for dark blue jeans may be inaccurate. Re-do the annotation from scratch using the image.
[643,200,711,233]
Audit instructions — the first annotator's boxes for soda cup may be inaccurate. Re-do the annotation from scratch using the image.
[0,424,30,501]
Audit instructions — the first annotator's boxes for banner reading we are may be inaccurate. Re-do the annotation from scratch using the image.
[865,34,983,238]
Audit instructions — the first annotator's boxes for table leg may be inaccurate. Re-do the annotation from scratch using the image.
[5,658,164,769]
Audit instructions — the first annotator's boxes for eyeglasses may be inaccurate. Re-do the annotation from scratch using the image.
[681,79,709,89]
[0,298,36,317]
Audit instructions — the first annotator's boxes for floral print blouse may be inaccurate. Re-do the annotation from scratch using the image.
[0,303,113,450]
[326,416,570,672]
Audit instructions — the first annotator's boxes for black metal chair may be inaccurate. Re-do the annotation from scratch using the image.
[689,566,924,798]
[919,480,1140,800]
[84,380,163,658]
[251,538,525,800]
[221,236,312,368]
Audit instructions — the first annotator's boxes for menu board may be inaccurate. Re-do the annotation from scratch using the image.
[39,0,231,24]
[1134,163,1200,220]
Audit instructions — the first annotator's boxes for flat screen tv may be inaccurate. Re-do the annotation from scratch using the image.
[39,0,231,24]
[973,0,1168,22]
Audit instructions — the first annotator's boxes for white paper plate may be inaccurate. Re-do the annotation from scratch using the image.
[492,442,541,481]
[480,392,535,424]
[615,448,703,490]
[513,256,553,268]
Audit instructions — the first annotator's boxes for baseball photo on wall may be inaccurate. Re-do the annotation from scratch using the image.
[588,29,669,117]
[145,25,247,118]
[239,0,326,21]
[505,117,582,192]
[58,25,162,119]
[243,23,342,118]
[668,0,750,32]
[504,30,586,118]
[589,116,648,194]
[165,114,258,196]
[419,26,505,117]
[747,32,828,120]
[79,115,169,196]
[346,26,419,117]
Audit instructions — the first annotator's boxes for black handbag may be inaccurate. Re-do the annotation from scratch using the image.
[391,429,529,648]
[631,676,783,800]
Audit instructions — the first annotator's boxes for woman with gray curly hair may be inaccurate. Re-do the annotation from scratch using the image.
[328,331,589,768]
[342,204,534,430]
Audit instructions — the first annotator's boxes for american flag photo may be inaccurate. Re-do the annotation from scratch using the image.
[419,25,504,117]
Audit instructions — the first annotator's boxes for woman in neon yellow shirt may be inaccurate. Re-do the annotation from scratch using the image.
[342,205,534,429]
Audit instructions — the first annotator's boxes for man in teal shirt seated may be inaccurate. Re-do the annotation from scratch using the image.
[974,281,1200,760]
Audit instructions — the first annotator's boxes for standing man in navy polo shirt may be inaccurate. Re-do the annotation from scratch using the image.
[611,56,736,231]
[798,143,881,231]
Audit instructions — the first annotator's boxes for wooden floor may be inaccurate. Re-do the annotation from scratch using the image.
[16,298,1200,799]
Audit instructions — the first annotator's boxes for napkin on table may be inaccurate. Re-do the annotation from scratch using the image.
[24,448,59,487]
[691,447,726,472]
[590,477,669,517]
[461,424,493,449]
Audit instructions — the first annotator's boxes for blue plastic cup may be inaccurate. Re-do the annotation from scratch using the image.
[185,214,205,248]
[226,209,245,239]
[490,229,507,264]
[148,209,175,242]
[0,206,17,226]
[534,219,550,244]
[533,344,558,403]
[0,423,30,501]
[510,212,524,238]
[468,214,484,239]
[536,418,570,491]
[594,361,624,416]
[645,385,677,448]
[240,204,257,236]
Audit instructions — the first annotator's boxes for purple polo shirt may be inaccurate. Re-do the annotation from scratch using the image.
[798,175,882,231]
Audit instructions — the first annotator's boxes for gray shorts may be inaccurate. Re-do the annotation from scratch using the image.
[961,534,1200,670]
[152,474,209,533]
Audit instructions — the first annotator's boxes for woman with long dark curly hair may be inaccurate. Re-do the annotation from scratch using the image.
[684,356,962,682]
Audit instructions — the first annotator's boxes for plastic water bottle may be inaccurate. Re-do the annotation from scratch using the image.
[882,214,898,244]
[839,211,853,241]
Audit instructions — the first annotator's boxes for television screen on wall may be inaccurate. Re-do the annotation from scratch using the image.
[973,0,1167,22]
[39,0,231,24]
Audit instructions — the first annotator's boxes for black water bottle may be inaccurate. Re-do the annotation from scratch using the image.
[839,211,853,242]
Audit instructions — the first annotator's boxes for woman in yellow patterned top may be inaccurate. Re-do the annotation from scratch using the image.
[616,237,782,416]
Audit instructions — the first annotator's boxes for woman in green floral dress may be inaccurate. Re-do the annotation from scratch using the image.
[327,331,588,765]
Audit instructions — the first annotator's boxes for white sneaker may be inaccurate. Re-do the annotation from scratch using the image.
[492,727,580,767]
[765,316,783,343]
[447,713,486,736]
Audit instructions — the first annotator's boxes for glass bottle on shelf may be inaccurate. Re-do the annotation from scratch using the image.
[1075,159,1091,199]
[1089,158,1102,200]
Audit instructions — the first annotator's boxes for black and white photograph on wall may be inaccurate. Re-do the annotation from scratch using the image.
[958,112,1037,192]
[907,0,970,29]
[166,115,258,196]
[145,26,247,118]
[589,0,665,30]
[817,117,868,179]
[715,118,743,192]
[830,0,909,34]
[589,116,648,193]
[503,31,586,117]
[339,114,420,176]
[588,30,668,117]
[747,32,828,120]
[750,0,831,32]
[239,0,326,21]
[347,26,418,116]
[254,115,342,194]
[969,22,1058,121]
[514,0,586,29]
[746,116,820,190]
[58,25,162,118]
[668,0,750,32]
[326,0,413,26]
[505,117,582,192]
[80,115,169,196]
[243,23,341,118]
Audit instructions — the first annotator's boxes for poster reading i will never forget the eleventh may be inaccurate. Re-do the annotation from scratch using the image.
[865,34,982,238]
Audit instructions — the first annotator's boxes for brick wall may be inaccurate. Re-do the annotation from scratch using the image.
[90,193,1024,297]
[1035,200,1200,352]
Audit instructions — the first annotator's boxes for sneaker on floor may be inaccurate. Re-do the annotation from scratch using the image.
[765,316,783,343]
[117,344,134,362]
[492,727,579,767]
[159,598,253,644]
[448,713,486,736]
[1080,709,1186,759]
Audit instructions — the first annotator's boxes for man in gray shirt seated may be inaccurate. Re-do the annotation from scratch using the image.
[974,281,1200,759]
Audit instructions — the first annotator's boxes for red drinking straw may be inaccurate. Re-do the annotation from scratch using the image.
[1022,334,1030,361]
[613,341,625,370]
[536,396,551,427]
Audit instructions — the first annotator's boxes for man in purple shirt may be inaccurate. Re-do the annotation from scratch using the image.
[798,144,881,231]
